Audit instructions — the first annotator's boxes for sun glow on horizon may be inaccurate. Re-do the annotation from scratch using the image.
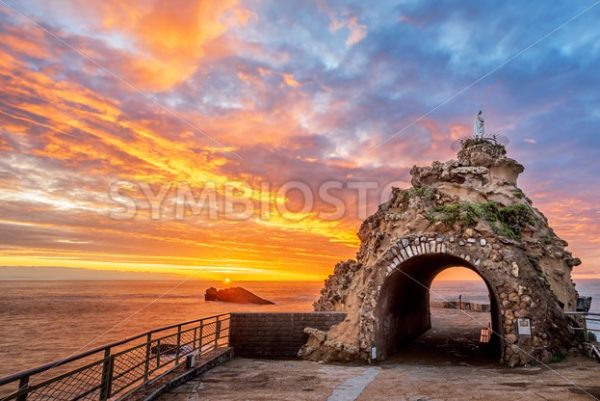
[434,267,484,281]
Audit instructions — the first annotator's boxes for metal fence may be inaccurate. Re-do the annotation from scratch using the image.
[565,311,600,343]
[0,314,230,401]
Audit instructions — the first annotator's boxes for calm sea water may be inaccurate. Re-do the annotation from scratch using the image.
[0,280,321,377]
[0,278,597,377]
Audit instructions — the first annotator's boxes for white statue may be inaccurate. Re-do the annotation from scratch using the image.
[474,110,485,138]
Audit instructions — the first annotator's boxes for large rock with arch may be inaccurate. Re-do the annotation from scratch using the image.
[300,140,583,367]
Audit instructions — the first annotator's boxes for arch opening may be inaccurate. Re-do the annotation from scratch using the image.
[376,254,502,364]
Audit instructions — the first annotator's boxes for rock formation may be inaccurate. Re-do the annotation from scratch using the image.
[300,139,583,366]
[205,287,274,305]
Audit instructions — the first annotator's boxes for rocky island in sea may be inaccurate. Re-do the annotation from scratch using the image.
[205,286,275,305]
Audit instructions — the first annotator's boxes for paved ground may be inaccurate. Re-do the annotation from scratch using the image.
[157,308,600,401]
[157,357,600,401]
[394,307,495,366]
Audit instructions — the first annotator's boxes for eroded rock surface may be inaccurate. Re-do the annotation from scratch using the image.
[302,140,583,366]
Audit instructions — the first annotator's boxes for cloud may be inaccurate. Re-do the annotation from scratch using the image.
[345,16,368,45]
[328,13,368,46]
[123,0,243,89]
[0,0,600,279]
[3,0,250,91]
[282,73,302,87]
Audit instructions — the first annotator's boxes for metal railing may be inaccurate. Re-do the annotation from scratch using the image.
[0,314,230,401]
[565,311,600,343]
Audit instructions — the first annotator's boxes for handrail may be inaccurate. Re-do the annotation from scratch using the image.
[0,313,231,401]
[564,312,600,317]
[564,311,599,343]
[0,313,229,385]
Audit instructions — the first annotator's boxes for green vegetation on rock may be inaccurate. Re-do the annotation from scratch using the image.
[427,200,534,240]
[407,185,435,201]
[497,204,535,238]
[541,234,553,245]
[512,189,525,199]
[428,203,478,227]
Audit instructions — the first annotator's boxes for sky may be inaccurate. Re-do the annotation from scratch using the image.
[0,0,599,282]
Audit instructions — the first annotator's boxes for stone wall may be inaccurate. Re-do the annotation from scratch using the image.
[229,312,346,358]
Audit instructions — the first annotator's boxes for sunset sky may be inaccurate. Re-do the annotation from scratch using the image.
[0,0,599,281]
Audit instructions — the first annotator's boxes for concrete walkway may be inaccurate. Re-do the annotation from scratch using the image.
[156,356,600,401]
[326,367,379,401]
[156,309,600,400]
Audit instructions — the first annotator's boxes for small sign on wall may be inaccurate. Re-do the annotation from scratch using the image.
[516,318,532,336]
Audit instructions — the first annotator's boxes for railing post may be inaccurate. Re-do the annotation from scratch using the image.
[226,315,231,347]
[214,318,221,350]
[16,376,29,401]
[175,325,182,364]
[193,327,197,352]
[99,348,113,401]
[143,333,151,381]
[198,320,204,354]
[155,339,161,368]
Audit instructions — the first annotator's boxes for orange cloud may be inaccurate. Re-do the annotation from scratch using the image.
[283,73,302,88]
[0,31,49,59]
[449,123,470,140]
[0,32,361,280]
[49,0,250,90]
[527,192,600,278]
[0,133,12,151]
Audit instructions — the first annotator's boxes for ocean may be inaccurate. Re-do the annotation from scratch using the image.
[0,278,598,377]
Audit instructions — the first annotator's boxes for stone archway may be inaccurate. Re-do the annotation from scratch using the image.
[358,234,511,364]
[303,140,583,367]
[375,252,502,361]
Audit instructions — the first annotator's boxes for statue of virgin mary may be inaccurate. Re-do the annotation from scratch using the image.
[474,110,485,138]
